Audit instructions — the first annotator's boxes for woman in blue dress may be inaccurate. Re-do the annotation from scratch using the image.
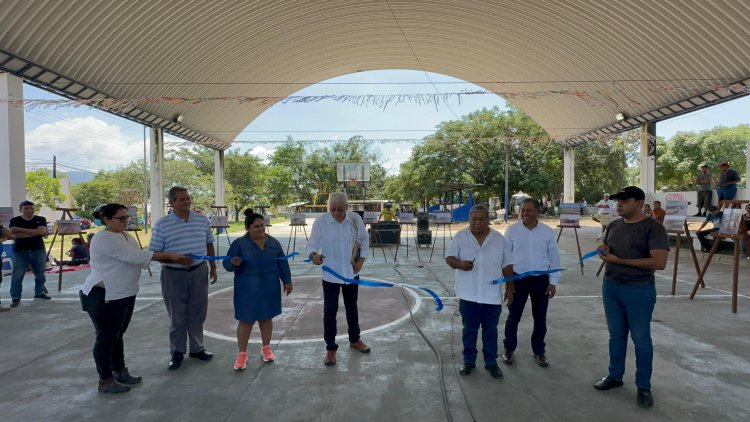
[223,210,293,370]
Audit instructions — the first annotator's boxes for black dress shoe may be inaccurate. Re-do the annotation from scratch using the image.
[637,388,653,408]
[534,353,549,368]
[168,352,184,370]
[501,350,513,365]
[34,294,52,300]
[189,350,213,361]
[594,376,624,390]
[458,363,475,376]
[486,364,503,379]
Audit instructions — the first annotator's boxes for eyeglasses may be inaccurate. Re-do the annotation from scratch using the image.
[112,215,131,223]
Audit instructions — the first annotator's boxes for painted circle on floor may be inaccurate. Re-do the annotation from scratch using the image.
[203,276,420,343]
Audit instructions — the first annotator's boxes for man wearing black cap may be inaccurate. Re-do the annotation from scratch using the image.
[593,186,669,409]
[696,205,723,253]
[693,164,713,217]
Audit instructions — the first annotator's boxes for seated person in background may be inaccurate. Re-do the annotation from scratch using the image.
[54,237,90,266]
[642,204,652,217]
[379,204,397,222]
[696,206,723,253]
[652,201,665,224]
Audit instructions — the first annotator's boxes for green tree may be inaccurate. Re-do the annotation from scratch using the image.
[26,169,66,210]
[71,176,119,218]
[224,149,266,220]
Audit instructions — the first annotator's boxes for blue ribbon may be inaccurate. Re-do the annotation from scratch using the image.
[580,250,603,263]
[321,265,443,311]
[187,252,299,261]
[491,269,566,285]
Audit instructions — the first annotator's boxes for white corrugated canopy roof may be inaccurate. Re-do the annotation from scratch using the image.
[1,0,749,149]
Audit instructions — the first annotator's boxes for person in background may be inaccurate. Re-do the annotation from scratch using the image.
[580,198,588,216]
[54,237,90,266]
[716,162,741,204]
[9,200,51,307]
[693,164,713,217]
[0,224,15,311]
[652,201,665,224]
[223,210,293,371]
[739,204,750,259]
[696,206,723,253]
[593,193,616,234]
[80,203,191,393]
[379,203,397,222]
[642,204,652,217]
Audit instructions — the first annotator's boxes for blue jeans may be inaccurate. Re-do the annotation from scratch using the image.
[10,249,48,300]
[602,280,656,389]
[717,185,737,202]
[503,275,550,355]
[459,299,502,367]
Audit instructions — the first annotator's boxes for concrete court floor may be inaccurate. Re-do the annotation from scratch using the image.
[0,218,748,422]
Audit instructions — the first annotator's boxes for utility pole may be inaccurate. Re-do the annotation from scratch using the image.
[52,155,57,178]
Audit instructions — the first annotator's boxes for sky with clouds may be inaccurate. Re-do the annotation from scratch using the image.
[20,69,750,176]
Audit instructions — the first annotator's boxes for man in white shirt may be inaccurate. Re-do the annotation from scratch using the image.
[593,193,617,234]
[446,205,514,379]
[501,198,561,368]
[307,192,371,366]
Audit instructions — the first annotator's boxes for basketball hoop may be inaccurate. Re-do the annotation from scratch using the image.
[349,178,360,183]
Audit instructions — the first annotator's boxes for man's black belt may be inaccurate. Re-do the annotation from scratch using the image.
[164,263,203,272]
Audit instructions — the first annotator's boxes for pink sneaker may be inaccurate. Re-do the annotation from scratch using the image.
[234,352,248,370]
[261,345,275,363]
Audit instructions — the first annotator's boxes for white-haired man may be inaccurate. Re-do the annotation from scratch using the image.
[307,192,371,366]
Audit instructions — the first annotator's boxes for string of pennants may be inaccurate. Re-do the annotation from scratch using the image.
[162,133,658,148]
[1,83,747,111]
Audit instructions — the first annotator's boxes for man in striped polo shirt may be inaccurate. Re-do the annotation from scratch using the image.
[150,186,218,370]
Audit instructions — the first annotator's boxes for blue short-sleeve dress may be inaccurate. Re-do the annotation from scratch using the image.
[222,234,292,322]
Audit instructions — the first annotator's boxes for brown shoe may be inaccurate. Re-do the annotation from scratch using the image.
[98,377,131,394]
[350,340,371,353]
[324,350,336,366]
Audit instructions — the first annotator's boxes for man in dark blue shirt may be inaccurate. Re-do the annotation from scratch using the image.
[696,205,723,253]
[53,237,89,266]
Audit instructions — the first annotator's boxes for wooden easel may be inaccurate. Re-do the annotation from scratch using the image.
[45,208,87,292]
[667,220,702,295]
[286,204,308,257]
[690,200,748,313]
[210,205,231,255]
[556,225,584,275]
[255,205,272,233]
[429,222,452,263]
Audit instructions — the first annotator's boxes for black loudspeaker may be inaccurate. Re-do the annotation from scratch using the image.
[416,212,429,231]
[371,222,401,245]
[417,231,432,245]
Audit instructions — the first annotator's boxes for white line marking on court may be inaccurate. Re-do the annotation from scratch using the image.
[202,278,423,344]
[655,273,750,300]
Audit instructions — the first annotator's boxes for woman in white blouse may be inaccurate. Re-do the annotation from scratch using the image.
[80,204,191,394]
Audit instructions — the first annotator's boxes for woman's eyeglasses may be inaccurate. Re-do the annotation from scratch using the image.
[112,215,131,223]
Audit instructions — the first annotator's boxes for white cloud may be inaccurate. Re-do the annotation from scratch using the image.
[249,145,273,161]
[25,117,143,171]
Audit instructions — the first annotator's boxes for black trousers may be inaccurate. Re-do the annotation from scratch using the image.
[503,274,550,355]
[322,279,360,351]
[80,287,136,379]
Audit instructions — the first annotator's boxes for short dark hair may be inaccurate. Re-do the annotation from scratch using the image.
[71,238,83,245]
[19,200,34,209]
[521,198,540,210]
[93,203,127,221]
[243,209,265,228]
[168,186,188,203]
[654,200,661,206]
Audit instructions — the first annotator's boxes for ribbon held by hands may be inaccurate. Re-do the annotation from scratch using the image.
[321,265,443,311]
